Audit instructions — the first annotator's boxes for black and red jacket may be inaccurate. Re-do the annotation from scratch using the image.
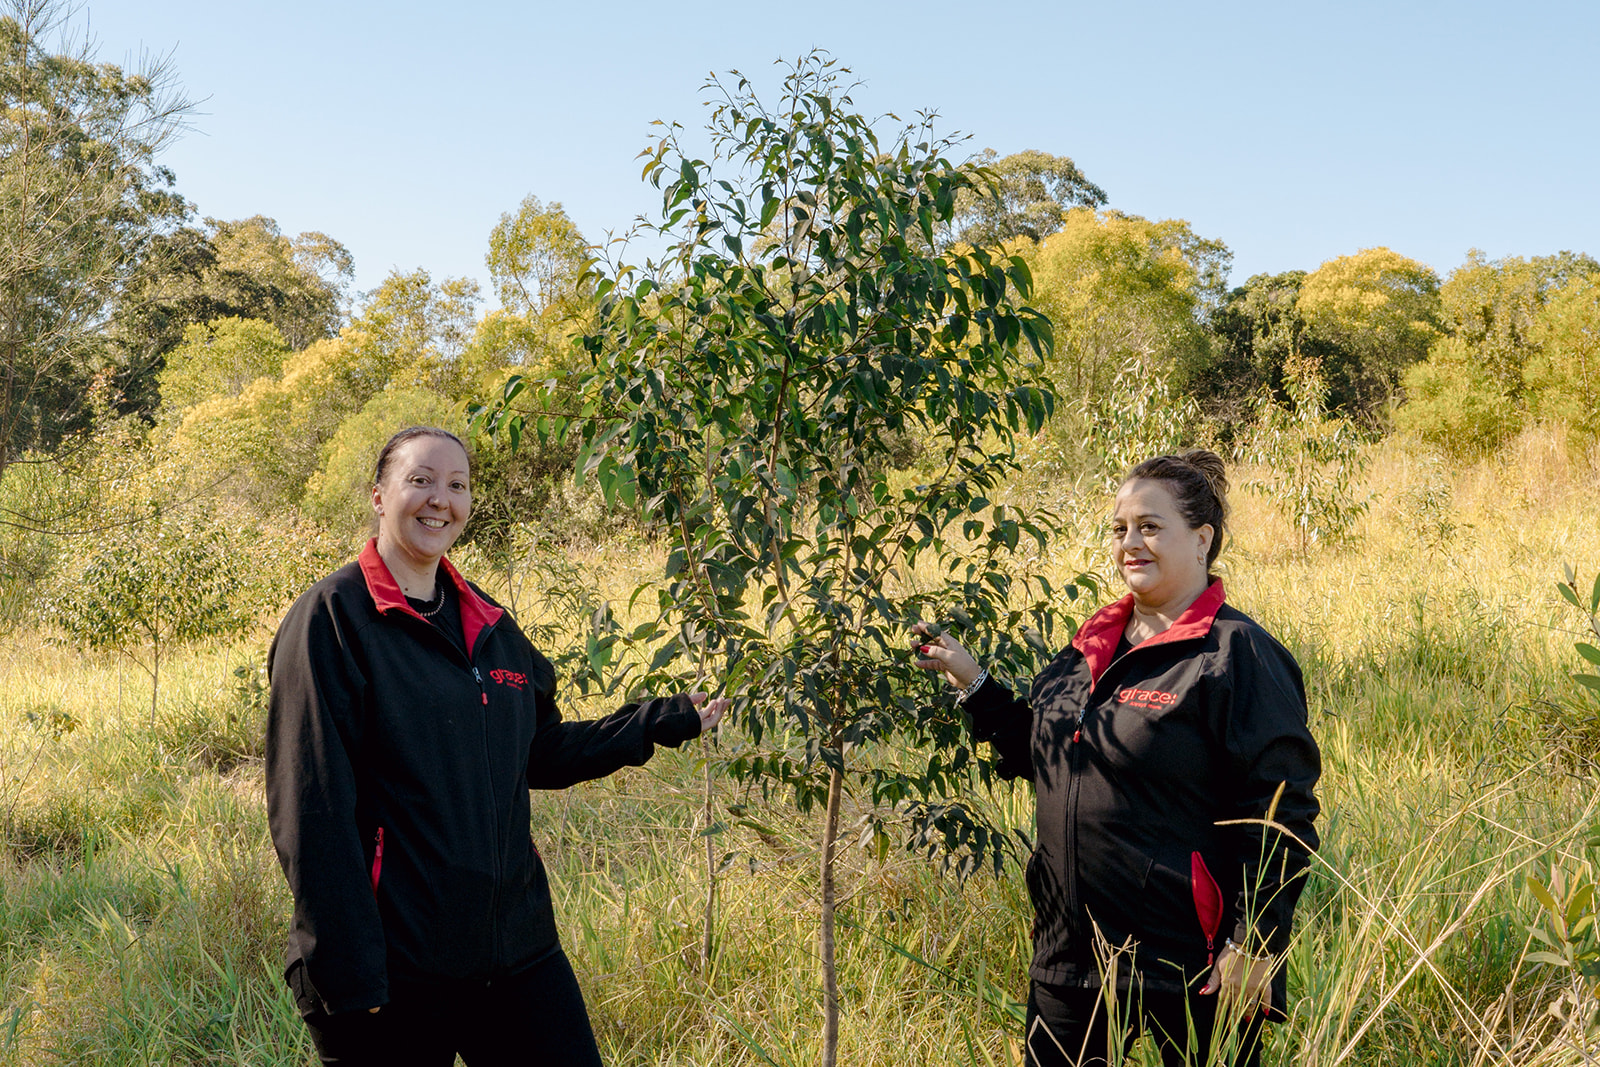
[965,580,1320,1013]
[266,540,701,1015]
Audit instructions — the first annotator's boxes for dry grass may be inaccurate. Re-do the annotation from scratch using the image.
[0,427,1596,1064]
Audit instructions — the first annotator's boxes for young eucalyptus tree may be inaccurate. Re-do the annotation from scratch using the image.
[51,507,250,724]
[477,54,1080,1063]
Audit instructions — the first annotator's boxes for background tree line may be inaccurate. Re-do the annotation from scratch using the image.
[4,0,1600,640]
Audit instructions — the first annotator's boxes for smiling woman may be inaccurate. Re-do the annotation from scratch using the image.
[1111,472,1218,645]
[915,449,1321,1067]
[370,428,474,597]
[265,425,729,1067]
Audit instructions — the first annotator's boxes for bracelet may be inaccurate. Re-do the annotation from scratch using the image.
[955,669,989,704]
[1224,938,1272,963]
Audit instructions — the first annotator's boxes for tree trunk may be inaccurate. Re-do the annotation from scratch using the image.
[820,759,845,1067]
[700,735,717,971]
[149,640,160,729]
[506,548,516,616]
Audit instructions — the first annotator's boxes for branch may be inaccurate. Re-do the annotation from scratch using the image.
[0,471,234,536]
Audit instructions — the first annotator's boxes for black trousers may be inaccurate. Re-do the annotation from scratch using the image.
[295,949,604,1067]
[1025,981,1265,1067]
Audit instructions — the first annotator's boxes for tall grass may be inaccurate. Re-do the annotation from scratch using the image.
[0,428,1596,1064]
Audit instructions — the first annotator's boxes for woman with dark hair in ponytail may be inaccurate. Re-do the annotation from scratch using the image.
[267,426,727,1066]
[915,450,1320,1067]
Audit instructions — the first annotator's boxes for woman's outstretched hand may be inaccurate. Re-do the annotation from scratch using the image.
[910,622,982,691]
[688,691,730,733]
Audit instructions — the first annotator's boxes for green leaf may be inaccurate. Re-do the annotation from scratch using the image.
[1559,582,1583,609]
[648,643,680,672]
[1529,876,1559,916]
[1566,882,1595,926]
[1576,643,1600,666]
[1524,951,1571,968]
[1575,674,1600,693]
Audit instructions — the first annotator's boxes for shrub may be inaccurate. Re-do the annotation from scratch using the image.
[1543,565,1600,771]
[1395,335,1523,456]
[1525,275,1600,445]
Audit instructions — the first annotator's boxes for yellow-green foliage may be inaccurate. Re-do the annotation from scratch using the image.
[3,431,1599,1065]
[1396,252,1599,456]
[1296,247,1440,412]
[156,317,291,413]
[168,269,490,513]
[200,216,352,350]
[1435,250,1552,392]
[1396,335,1524,456]
[171,336,350,508]
[1022,208,1225,399]
[1526,275,1600,442]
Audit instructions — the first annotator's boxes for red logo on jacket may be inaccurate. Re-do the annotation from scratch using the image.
[489,669,527,691]
[1116,687,1177,710]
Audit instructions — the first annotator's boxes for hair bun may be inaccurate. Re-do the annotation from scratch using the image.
[1178,449,1229,519]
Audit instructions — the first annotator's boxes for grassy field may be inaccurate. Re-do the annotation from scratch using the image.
[2,429,1598,1065]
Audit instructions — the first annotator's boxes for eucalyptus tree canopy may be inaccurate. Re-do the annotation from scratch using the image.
[1435,249,1598,396]
[1296,247,1441,417]
[1202,271,1309,431]
[1396,250,1597,454]
[1024,208,1230,400]
[0,0,191,475]
[113,216,353,416]
[949,147,1107,248]
[486,194,589,316]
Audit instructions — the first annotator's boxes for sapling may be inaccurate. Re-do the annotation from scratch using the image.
[475,52,1080,1065]
[51,508,249,725]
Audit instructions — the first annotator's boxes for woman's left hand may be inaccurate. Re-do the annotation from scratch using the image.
[1200,943,1274,1019]
[910,622,983,691]
[688,691,730,734]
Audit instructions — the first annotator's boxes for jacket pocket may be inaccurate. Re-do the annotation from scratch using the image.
[1138,852,1210,958]
[1080,843,1152,946]
[1190,851,1223,964]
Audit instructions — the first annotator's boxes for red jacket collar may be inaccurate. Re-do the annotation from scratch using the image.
[358,538,503,655]
[1071,579,1226,686]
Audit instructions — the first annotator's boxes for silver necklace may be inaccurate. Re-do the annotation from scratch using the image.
[414,579,446,619]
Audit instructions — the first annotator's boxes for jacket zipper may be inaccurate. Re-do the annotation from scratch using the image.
[1064,707,1083,933]
[1063,645,1136,940]
[1069,640,1213,963]
[473,663,506,966]
[400,612,507,969]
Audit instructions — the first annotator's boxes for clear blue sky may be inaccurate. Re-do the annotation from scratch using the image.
[85,0,1600,305]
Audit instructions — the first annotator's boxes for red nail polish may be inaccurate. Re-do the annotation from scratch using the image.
[919,645,929,654]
